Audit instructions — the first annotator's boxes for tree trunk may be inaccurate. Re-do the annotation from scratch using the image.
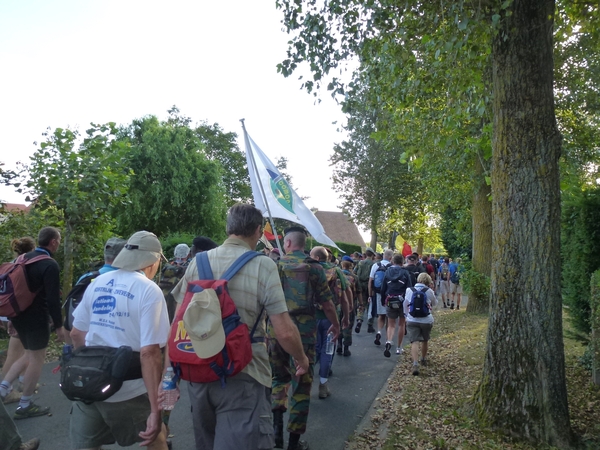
[467,152,492,314]
[475,0,573,446]
[369,229,378,251]
[62,221,74,300]
[416,237,424,256]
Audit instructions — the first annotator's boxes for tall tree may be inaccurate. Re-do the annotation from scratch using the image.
[4,124,130,295]
[116,111,226,239]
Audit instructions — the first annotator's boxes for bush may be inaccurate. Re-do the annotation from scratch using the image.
[562,188,600,334]
[159,232,197,261]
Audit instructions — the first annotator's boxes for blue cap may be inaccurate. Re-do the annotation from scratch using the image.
[342,255,353,262]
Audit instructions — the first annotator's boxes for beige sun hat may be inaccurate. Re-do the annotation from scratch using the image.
[183,290,225,358]
[112,231,166,271]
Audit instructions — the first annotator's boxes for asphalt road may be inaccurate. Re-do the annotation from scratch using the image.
[9,292,465,449]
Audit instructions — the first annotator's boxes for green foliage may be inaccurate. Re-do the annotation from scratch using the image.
[332,241,362,255]
[460,258,491,313]
[159,232,197,261]
[439,206,472,259]
[116,109,227,239]
[562,188,600,335]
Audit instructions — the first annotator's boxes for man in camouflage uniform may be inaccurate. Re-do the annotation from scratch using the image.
[339,257,359,356]
[269,228,340,450]
[355,248,375,333]
[158,243,190,323]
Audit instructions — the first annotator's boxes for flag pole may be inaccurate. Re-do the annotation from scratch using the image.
[240,119,284,253]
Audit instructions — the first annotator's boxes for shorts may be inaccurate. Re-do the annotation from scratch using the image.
[407,321,433,342]
[438,281,449,295]
[10,315,50,351]
[451,282,463,294]
[385,298,405,320]
[375,293,387,316]
[70,393,150,449]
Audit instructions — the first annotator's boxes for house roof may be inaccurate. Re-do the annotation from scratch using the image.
[1,203,30,213]
[314,211,365,248]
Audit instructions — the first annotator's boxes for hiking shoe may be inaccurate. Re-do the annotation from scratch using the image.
[14,402,50,419]
[450,303,455,310]
[336,346,343,355]
[288,439,310,450]
[354,320,363,333]
[343,345,351,356]
[318,382,330,399]
[412,365,420,376]
[383,342,391,358]
[396,347,403,355]
[367,324,375,333]
[420,358,428,366]
[2,389,21,404]
[18,438,40,450]
[374,332,381,346]
[456,305,460,310]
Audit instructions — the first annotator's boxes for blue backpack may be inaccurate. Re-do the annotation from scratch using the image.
[409,286,430,317]
[373,262,389,291]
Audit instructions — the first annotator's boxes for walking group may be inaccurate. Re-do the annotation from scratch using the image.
[0,205,463,450]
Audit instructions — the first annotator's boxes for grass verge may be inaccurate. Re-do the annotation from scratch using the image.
[346,308,600,449]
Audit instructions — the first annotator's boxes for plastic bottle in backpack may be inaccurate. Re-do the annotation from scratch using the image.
[160,367,178,411]
[62,344,73,362]
[325,332,335,355]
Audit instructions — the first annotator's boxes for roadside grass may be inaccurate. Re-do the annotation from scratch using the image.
[347,308,600,450]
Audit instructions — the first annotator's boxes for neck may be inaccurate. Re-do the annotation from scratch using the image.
[229,234,257,250]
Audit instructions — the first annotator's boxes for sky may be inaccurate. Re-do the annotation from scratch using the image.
[0,1,352,220]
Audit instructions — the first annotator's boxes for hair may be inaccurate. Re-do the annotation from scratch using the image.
[341,260,353,270]
[417,272,433,285]
[422,255,428,262]
[191,236,219,255]
[444,257,450,263]
[456,257,462,263]
[226,204,264,237]
[38,227,60,247]
[11,237,35,255]
[284,231,306,249]
[383,249,394,260]
[310,246,328,261]
[392,254,404,265]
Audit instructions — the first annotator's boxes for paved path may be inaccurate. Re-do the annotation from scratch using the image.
[9,292,467,449]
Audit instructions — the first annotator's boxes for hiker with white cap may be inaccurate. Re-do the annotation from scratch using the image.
[69,230,170,450]
[169,203,308,450]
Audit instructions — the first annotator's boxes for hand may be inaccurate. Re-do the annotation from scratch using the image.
[327,323,340,341]
[341,316,349,330]
[157,383,180,407]
[294,354,309,377]
[7,321,18,337]
[55,326,67,342]
[138,411,162,446]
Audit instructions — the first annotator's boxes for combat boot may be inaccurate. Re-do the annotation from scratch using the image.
[273,410,284,448]
[288,432,309,450]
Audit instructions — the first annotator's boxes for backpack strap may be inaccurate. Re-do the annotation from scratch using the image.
[196,252,214,280]
[221,252,263,281]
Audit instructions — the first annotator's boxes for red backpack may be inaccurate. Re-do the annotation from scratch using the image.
[168,251,265,385]
[0,253,52,317]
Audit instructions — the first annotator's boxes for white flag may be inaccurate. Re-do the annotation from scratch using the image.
[242,125,341,251]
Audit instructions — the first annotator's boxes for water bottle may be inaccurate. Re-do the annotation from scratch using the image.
[160,367,177,411]
[325,332,335,355]
[62,344,73,362]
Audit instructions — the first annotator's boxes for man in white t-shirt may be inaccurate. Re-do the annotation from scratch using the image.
[369,249,393,347]
[70,231,170,450]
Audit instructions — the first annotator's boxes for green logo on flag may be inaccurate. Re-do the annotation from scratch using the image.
[267,169,294,214]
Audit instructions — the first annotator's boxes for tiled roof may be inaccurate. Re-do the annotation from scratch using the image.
[314,210,365,247]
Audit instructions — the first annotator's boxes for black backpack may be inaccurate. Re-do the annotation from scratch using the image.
[408,286,430,317]
[63,271,100,331]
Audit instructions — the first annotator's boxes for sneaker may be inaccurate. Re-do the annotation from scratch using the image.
[354,320,363,334]
[396,347,403,355]
[383,342,391,358]
[457,305,460,310]
[367,324,375,333]
[443,301,447,308]
[318,382,330,399]
[420,358,428,366]
[374,332,381,346]
[336,346,343,355]
[14,402,50,420]
[18,438,40,450]
[450,303,455,310]
[288,439,310,450]
[2,389,21,404]
[343,345,351,357]
[412,364,420,376]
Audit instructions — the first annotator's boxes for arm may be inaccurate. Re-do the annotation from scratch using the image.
[70,327,86,349]
[138,344,164,446]
[322,300,341,340]
[269,311,309,375]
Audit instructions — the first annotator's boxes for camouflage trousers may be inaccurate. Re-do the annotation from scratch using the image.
[339,303,356,347]
[269,338,316,435]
